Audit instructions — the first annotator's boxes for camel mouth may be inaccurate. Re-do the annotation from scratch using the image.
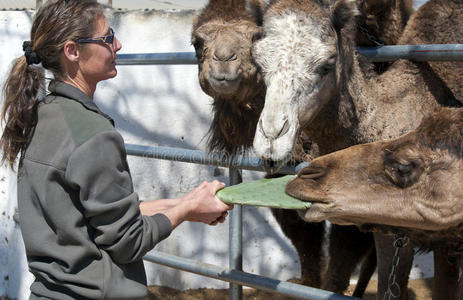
[285,176,330,203]
[296,202,337,223]
[253,112,299,169]
[262,157,291,174]
[287,189,330,203]
[209,77,241,94]
[254,134,297,173]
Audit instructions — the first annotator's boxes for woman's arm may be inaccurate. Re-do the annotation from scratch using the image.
[139,198,182,215]
[139,180,233,229]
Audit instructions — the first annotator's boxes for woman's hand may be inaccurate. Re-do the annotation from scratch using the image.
[146,180,233,229]
[181,180,233,225]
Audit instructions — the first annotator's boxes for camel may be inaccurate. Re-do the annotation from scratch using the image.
[191,0,266,155]
[286,106,463,299]
[251,0,463,298]
[191,0,328,291]
[191,0,414,296]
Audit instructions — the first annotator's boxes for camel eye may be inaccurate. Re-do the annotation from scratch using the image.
[396,163,414,176]
[385,160,424,188]
[252,31,263,42]
[318,57,336,76]
[192,37,204,58]
[319,63,334,76]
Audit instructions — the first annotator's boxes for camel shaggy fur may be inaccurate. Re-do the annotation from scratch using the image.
[251,0,463,297]
[192,0,415,296]
[356,0,413,46]
[287,106,463,299]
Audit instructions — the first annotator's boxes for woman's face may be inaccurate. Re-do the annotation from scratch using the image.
[78,15,122,85]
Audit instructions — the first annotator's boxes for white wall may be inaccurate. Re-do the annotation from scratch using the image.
[0,5,433,300]
[0,10,36,300]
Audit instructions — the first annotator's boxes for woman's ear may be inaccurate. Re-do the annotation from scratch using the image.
[63,40,80,63]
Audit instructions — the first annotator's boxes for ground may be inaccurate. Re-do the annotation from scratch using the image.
[0,278,432,299]
[147,278,433,299]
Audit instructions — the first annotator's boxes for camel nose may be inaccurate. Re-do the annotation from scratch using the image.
[298,165,326,180]
[259,118,290,140]
[213,48,238,62]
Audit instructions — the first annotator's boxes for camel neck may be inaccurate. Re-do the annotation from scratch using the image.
[334,23,449,144]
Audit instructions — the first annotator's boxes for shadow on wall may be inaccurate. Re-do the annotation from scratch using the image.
[95,65,212,150]
[96,10,214,151]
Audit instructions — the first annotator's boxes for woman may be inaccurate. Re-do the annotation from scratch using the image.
[0,1,232,299]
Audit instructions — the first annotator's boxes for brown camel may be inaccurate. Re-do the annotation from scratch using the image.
[286,106,463,299]
[191,0,266,155]
[251,0,462,298]
[191,0,414,296]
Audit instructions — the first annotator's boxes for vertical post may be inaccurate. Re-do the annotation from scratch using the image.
[228,167,243,300]
[108,0,113,8]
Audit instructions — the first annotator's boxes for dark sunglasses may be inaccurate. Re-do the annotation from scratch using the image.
[76,28,115,45]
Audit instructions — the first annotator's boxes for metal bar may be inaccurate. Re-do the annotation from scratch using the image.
[144,250,358,300]
[116,52,197,65]
[125,143,298,175]
[358,44,463,62]
[116,45,463,66]
[229,168,243,300]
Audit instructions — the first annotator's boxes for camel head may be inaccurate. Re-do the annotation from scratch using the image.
[252,0,359,166]
[286,107,463,232]
[191,0,268,154]
[191,0,265,100]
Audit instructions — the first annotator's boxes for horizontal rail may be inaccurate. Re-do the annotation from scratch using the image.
[125,143,303,175]
[144,250,359,300]
[358,44,463,62]
[116,44,463,65]
[117,52,197,65]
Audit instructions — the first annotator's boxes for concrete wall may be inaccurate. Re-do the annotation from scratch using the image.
[0,6,432,300]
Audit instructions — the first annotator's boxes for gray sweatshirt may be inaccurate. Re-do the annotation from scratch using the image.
[18,81,172,299]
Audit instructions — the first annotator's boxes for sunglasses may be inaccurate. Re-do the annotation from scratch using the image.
[76,28,115,45]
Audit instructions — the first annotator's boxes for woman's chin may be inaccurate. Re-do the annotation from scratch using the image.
[107,69,117,79]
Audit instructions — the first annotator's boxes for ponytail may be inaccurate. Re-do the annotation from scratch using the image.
[0,56,44,170]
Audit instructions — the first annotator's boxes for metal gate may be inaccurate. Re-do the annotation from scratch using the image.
[118,45,463,300]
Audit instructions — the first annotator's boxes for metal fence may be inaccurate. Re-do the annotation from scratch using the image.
[116,44,463,66]
[119,44,463,300]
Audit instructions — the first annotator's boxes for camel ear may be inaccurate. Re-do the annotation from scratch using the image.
[361,0,390,15]
[246,0,267,26]
[330,0,360,31]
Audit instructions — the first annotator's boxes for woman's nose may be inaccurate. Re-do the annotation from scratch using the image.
[113,36,122,52]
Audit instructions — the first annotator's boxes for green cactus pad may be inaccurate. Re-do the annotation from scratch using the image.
[216,175,311,209]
